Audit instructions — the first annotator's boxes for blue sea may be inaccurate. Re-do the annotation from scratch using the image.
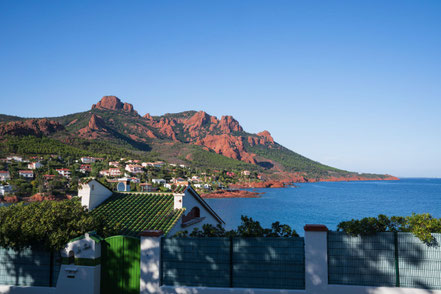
[206,178,441,235]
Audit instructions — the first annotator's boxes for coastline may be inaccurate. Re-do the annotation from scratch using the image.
[201,189,262,199]
[229,175,399,189]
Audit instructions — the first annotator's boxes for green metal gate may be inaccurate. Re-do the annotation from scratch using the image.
[101,235,140,294]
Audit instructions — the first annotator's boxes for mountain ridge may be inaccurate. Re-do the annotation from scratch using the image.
[0,95,398,182]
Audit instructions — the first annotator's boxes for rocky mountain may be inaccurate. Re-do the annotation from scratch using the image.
[0,119,64,137]
[0,96,398,182]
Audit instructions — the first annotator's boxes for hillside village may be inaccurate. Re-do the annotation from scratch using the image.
[0,153,259,202]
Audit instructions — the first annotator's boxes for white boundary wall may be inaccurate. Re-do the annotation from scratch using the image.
[140,226,441,294]
[0,234,100,294]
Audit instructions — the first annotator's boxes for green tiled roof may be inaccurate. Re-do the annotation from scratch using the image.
[91,193,185,237]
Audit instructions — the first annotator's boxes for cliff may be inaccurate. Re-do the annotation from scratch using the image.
[0,95,399,182]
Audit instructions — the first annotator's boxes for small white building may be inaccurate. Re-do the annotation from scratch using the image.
[125,164,143,174]
[7,156,23,162]
[152,179,166,185]
[80,164,92,173]
[27,162,43,170]
[0,184,12,196]
[99,170,110,177]
[81,157,96,164]
[109,168,121,177]
[109,161,120,167]
[56,168,71,178]
[19,170,34,178]
[0,171,10,181]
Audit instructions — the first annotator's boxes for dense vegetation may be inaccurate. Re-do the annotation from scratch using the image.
[338,213,441,244]
[183,146,260,171]
[0,200,119,250]
[247,144,344,177]
[0,135,156,161]
[175,216,299,238]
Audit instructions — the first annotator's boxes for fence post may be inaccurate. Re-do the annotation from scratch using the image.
[139,230,163,294]
[304,224,328,294]
[49,250,54,287]
[56,233,102,294]
[394,232,400,287]
[229,237,233,288]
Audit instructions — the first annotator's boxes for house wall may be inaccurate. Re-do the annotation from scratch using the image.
[167,190,222,236]
[79,180,113,210]
[0,235,100,294]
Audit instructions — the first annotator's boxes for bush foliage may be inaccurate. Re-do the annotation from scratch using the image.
[175,216,299,238]
[0,200,119,250]
[338,213,441,244]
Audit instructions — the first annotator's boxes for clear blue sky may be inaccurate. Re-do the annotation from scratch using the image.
[1,1,440,177]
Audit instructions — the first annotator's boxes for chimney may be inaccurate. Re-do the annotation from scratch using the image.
[173,193,184,209]
[79,179,113,210]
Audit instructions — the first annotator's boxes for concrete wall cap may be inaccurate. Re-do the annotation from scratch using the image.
[304,224,328,232]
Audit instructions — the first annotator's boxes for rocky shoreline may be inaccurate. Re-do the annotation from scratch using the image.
[229,175,399,189]
[201,189,262,198]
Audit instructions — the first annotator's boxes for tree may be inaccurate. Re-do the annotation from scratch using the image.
[337,213,441,243]
[0,200,119,250]
[175,215,299,238]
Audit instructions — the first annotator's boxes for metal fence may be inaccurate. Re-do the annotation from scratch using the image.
[161,237,305,289]
[328,232,441,290]
[0,246,60,287]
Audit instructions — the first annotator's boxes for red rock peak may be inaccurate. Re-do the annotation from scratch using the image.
[92,96,137,114]
[257,130,275,144]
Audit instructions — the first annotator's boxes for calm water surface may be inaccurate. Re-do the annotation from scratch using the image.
[206,178,441,235]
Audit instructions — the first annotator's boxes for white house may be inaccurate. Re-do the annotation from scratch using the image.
[108,168,121,177]
[27,162,43,170]
[109,161,120,167]
[56,168,71,178]
[99,170,110,176]
[125,164,143,174]
[0,184,12,196]
[0,171,10,181]
[80,164,92,173]
[81,157,96,164]
[19,170,34,178]
[152,179,166,185]
[78,180,224,236]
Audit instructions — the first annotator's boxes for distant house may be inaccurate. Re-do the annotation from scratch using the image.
[99,170,110,177]
[81,157,96,164]
[79,180,224,236]
[0,171,10,181]
[7,156,23,162]
[241,170,251,176]
[80,164,92,173]
[109,161,120,167]
[152,179,166,185]
[56,168,71,178]
[108,168,121,177]
[0,184,12,196]
[125,164,143,174]
[116,178,131,192]
[173,177,189,186]
[140,183,156,192]
[27,162,43,170]
[127,177,140,183]
[143,161,165,168]
[19,170,34,178]
[43,174,56,181]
